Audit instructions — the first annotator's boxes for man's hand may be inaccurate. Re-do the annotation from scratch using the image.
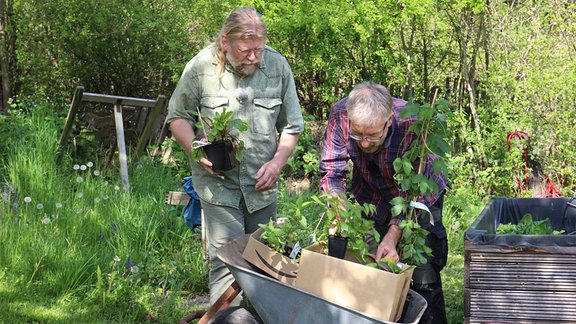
[375,224,402,262]
[255,160,281,191]
[198,157,216,174]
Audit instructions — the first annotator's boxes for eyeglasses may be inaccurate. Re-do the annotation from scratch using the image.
[349,130,386,143]
[350,117,392,143]
[236,47,264,58]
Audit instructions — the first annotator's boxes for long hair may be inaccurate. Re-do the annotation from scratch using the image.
[214,7,267,78]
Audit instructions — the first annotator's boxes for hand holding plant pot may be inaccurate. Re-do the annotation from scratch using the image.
[190,107,249,172]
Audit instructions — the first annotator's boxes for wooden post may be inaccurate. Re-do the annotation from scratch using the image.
[135,94,165,157]
[59,87,164,193]
[57,86,84,160]
[114,102,130,193]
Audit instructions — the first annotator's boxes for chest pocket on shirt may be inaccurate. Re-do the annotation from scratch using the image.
[253,98,282,135]
[200,97,229,116]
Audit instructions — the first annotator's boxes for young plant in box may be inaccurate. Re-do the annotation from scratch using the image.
[191,107,249,171]
[387,97,452,270]
[258,195,317,260]
[311,190,376,261]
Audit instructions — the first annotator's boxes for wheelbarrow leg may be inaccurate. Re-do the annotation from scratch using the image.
[180,281,242,324]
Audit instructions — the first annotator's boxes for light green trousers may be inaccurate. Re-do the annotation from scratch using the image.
[201,198,277,306]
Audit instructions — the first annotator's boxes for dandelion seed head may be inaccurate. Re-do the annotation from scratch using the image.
[55,202,63,208]
[87,161,94,168]
[76,176,83,183]
[36,203,44,210]
[80,165,87,171]
[24,196,32,203]
[93,170,101,177]
[76,192,83,198]
[114,185,120,191]
[52,214,58,219]
[43,217,51,224]
[130,266,140,274]
[73,164,80,170]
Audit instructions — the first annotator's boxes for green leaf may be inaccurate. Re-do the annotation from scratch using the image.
[401,101,420,118]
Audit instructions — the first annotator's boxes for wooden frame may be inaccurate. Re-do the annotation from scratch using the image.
[58,86,166,192]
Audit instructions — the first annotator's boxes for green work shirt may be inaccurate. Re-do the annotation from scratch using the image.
[166,44,304,213]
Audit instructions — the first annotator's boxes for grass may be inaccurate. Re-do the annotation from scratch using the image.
[0,100,481,323]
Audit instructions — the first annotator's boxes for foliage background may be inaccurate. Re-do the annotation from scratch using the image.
[1,0,575,322]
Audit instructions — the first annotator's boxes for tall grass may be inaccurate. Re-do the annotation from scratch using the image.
[0,100,208,322]
[0,99,483,323]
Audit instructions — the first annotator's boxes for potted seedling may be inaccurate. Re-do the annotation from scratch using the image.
[258,195,318,260]
[191,107,249,172]
[311,191,376,260]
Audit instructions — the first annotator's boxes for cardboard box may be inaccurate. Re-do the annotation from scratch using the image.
[295,243,414,322]
[242,227,299,285]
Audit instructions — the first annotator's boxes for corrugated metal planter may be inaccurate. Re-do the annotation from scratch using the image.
[464,197,576,323]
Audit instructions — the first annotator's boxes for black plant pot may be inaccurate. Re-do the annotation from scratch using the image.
[328,235,348,259]
[203,140,234,172]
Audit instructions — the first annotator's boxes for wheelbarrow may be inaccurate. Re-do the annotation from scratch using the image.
[215,234,427,324]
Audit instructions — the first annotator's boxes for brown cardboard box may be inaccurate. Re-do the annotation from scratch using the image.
[241,227,299,285]
[295,243,414,322]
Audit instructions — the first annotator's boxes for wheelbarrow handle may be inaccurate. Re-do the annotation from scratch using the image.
[198,281,242,324]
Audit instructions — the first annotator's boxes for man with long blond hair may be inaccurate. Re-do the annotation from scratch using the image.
[166,6,303,306]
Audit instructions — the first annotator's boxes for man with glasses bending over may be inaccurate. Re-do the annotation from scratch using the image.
[320,81,448,324]
[166,6,304,307]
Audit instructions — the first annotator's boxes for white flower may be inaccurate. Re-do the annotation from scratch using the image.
[43,217,51,224]
[36,203,44,210]
[80,165,87,171]
[24,196,32,203]
[93,170,101,176]
[73,164,80,170]
[114,185,120,191]
[76,176,83,183]
[87,161,94,168]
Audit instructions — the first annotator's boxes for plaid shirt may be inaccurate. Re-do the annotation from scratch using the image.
[320,97,448,226]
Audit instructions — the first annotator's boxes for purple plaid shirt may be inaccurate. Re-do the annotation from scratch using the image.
[320,97,448,226]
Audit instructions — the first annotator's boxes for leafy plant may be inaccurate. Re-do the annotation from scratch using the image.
[496,214,564,235]
[310,191,376,262]
[190,108,249,162]
[258,195,317,259]
[390,98,453,267]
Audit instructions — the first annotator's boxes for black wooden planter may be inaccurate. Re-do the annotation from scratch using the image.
[464,197,576,323]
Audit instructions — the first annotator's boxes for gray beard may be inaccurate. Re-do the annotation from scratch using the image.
[225,52,259,76]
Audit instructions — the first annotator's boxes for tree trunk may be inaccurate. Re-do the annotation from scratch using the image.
[0,0,11,114]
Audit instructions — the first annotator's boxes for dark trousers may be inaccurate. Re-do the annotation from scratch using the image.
[372,194,448,324]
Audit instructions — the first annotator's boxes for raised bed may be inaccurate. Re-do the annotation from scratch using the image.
[464,197,576,323]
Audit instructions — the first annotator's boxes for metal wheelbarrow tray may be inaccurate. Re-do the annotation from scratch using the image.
[217,234,427,324]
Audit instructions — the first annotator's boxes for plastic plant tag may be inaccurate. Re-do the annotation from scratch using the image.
[410,201,433,225]
[290,241,302,259]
